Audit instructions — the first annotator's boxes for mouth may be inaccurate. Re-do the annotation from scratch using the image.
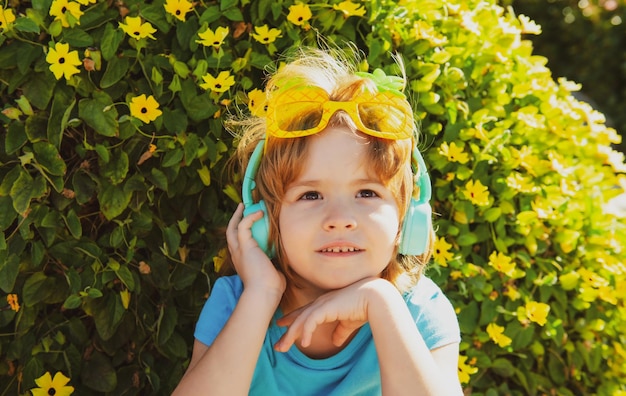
[319,246,362,253]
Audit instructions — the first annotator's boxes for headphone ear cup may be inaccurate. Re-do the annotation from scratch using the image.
[243,200,274,258]
[399,199,432,256]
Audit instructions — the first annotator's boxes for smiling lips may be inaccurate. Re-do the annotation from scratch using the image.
[319,246,362,253]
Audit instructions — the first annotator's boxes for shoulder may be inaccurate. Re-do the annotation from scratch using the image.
[403,276,461,350]
[194,275,244,346]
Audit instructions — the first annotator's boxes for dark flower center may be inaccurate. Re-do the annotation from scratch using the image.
[61,7,67,13]
[141,107,148,114]
[298,17,303,21]
[134,31,140,36]
[59,57,66,64]
[215,84,222,89]
[176,10,181,15]
[48,388,56,396]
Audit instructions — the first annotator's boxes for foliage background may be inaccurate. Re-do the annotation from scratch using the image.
[0,0,625,395]
[506,0,626,153]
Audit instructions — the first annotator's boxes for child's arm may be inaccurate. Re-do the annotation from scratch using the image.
[275,278,462,395]
[173,205,285,395]
[366,280,463,395]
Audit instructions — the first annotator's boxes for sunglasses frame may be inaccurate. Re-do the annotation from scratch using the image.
[265,85,415,140]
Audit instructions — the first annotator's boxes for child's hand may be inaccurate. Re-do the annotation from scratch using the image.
[227,203,286,296]
[274,278,389,352]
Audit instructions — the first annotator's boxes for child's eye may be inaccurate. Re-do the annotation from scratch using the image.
[357,189,378,198]
[300,191,322,200]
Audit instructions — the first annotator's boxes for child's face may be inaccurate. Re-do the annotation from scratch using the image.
[278,126,401,293]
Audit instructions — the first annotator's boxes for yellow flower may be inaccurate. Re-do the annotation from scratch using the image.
[0,7,16,32]
[523,301,550,326]
[439,141,469,164]
[119,16,157,40]
[74,0,97,4]
[486,323,512,347]
[31,372,74,396]
[49,0,84,28]
[199,71,235,93]
[248,88,267,116]
[251,24,282,44]
[488,251,516,277]
[333,1,366,18]
[433,236,453,267]
[129,94,162,124]
[213,247,227,273]
[457,355,478,384]
[6,294,19,312]
[196,26,229,49]
[164,0,194,22]
[46,42,82,81]
[287,3,312,26]
[503,284,521,301]
[518,14,541,35]
[463,179,489,206]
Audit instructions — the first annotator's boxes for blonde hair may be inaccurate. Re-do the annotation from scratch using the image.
[224,47,434,294]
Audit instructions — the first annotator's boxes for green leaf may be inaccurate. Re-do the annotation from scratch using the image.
[25,113,49,142]
[183,134,200,165]
[22,272,54,307]
[100,22,125,61]
[115,264,136,291]
[91,293,125,341]
[222,7,244,21]
[5,121,28,154]
[14,17,41,33]
[156,304,178,345]
[100,56,130,89]
[63,209,82,239]
[10,169,34,216]
[22,72,56,110]
[162,225,181,256]
[140,4,171,33]
[491,358,516,377]
[0,253,20,293]
[150,168,169,191]
[33,141,66,176]
[61,28,95,47]
[100,149,129,185]
[78,92,118,137]
[82,351,118,392]
[47,88,76,148]
[72,171,97,205]
[98,183,132,220]
[220,0,239,10]
[161,148,184,168]
[162,107,188,133]
[16,43,41,75]
[63,294,83,309]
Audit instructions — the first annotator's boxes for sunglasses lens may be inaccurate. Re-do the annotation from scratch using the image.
[276,102,324,134]
[358,103,407,134]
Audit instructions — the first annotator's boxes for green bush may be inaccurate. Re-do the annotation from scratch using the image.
[1,0,625,394]
[505,0,626,153]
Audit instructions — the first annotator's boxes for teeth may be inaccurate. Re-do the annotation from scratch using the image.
[322,247,358,253]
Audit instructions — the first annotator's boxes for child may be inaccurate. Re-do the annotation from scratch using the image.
[173,47,462,395]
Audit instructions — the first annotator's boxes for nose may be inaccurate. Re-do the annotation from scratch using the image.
[322,200,357,231]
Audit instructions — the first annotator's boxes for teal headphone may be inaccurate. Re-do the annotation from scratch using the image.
[242,140,432,258]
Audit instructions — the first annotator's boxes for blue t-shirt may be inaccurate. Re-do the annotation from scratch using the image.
[194,275,460,395]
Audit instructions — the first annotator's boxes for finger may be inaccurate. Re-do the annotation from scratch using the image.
[226,203,244,251]
[275,310,309,352]
[276,305,309,327]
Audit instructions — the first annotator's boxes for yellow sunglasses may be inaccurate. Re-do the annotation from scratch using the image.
[265,85,415,140]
